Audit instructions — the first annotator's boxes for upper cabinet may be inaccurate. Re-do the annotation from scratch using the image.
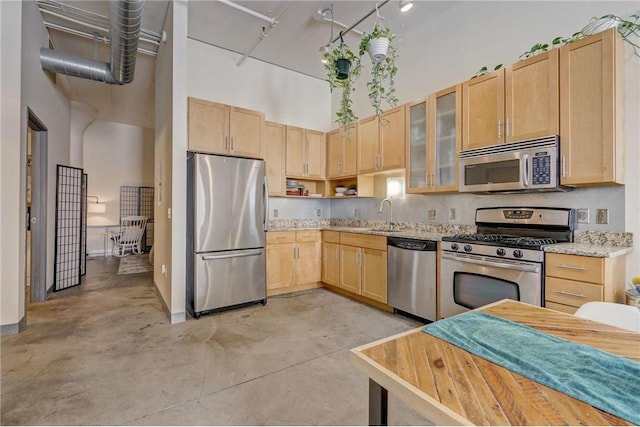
[285,126,325,180]
[264,121,286,196]
[559,28,624,186]
[188,97,265,159]
[406,85,461,193]
[327,126,357,179]
[462,50,559,150]
[358,105,406,174]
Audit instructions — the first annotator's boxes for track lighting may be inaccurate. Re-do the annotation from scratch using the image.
[399,0,413,12]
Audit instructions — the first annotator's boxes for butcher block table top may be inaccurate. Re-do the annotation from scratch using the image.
[350,300,640,426]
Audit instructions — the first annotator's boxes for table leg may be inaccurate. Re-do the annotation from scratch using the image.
[104,227,108,258]
[369,378,388,426]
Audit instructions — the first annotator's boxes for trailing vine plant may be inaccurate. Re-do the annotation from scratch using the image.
[323,37,362,130]
[359,23,399,122]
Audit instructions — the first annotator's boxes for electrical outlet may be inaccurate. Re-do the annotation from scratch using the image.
[577,208,589,224]
[161,264,167,277]
[316,208,321,217]
[273,208,278,218]
[449,208,456,220]
[427,209,437,220]
[596,208,609,224]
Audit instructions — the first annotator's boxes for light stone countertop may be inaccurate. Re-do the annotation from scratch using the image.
[268,219,634,257]
[543,243,633,258]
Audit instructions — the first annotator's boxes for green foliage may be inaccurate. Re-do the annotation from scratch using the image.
[323,41,362,129]
[616,14,640,56]
[471,64,503,79]
[359,24,399,121]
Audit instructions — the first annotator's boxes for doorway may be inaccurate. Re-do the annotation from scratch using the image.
[27,109,48,303]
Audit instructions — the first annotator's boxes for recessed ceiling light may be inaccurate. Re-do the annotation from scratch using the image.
[399,0,413,13]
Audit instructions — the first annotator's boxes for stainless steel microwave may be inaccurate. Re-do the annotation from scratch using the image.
[458,136,570,193]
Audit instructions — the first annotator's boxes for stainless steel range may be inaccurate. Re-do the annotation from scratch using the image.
[440,207,575,318]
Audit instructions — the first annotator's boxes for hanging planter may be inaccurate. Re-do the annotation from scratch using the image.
[367,36,390,63]
[334,58,351,80]
[323,36,362,129]
[359,10,399,120]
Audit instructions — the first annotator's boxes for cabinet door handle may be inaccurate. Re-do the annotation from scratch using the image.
[230,136,234,151]
[555,290,587,298]
[497,120,502,140]
[225,136,229,150]
[562,156,567,178]
[505,118,511,137]
[555,264,587,271]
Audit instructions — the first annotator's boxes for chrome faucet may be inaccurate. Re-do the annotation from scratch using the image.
[378,198,393,229]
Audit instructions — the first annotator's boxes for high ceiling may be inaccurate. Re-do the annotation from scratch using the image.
[38,0,461,129]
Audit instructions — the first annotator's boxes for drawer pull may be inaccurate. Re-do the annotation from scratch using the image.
[555,290,587,298]
[555,264,587,271]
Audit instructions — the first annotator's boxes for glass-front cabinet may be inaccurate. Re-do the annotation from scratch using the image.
[406,85,461,193]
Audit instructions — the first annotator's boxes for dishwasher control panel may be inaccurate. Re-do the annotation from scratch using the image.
[387,237,437,251]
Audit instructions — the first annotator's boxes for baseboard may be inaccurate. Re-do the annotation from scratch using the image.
[321,283,394,313]
[1,316,26,336]
[267,282,322,297]
[152,280,186,324]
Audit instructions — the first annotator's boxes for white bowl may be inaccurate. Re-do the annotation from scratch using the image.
[335,186,347,193]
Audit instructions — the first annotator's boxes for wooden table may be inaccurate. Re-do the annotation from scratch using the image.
[350,300,640,426]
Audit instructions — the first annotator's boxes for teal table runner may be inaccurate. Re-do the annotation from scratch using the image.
[423,311,640,424]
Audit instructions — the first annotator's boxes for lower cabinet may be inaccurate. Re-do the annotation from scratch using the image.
[322,232,388,305]
[266,230,321,296]
[544,253,626,314]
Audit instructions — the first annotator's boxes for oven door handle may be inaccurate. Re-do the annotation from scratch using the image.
[442,252,540,273]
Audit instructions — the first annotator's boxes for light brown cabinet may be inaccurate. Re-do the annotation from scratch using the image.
[264,121,286,196]
[321,231,340,286]
[266,230,321,296]
[327,126,357,179]
[559,28,624,186]
[462,50,559,150]
[337,232,388,304]
[188,97,264,159]
[358,105,406,174]
[286,126,326,180]
[544,252,626,314]
[406,85,461,194]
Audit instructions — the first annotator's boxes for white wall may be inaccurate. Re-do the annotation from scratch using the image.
[1,0,71,331]
[83,120,154,255]
[1,0,24,331]
[155,0,188,323]
[187,39,331,131]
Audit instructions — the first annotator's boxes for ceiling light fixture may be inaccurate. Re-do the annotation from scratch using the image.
[399,0,413,12]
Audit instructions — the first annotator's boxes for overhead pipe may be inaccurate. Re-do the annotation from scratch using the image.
[217,0,278,25]
[235,1,292,67]
[40,0,144,85]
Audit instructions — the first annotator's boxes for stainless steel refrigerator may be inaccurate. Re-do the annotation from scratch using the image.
[187,153,268,317]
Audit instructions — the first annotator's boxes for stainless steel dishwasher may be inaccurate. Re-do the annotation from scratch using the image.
[387,237,437,322]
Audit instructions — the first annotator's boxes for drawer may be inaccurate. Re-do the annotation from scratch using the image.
[323,230,340,244]
[545,300,578,315]
[296,230,320,243]
[545,253,604,283]
[267,231,296,244]
[340,232,387,251]
[545,277,603,308]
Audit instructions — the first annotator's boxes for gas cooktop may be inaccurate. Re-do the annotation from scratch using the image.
[443,233,560,250]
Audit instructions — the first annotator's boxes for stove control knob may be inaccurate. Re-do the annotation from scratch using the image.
[464,244,473,252]
[496,248,506,256]
[451,243,459,251]
[513,250,523,258]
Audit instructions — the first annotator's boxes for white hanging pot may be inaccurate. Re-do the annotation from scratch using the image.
[367,37,389,63]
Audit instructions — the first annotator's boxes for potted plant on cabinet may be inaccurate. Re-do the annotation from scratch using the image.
[359,22,399,120]
[323,37,362,129]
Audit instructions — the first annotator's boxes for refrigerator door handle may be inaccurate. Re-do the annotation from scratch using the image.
[263,175,269,231]
[201,249,264,261]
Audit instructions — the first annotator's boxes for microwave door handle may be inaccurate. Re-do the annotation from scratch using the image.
[522,154,530,187]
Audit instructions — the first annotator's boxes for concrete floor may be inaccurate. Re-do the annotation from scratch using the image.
[1,257,431,425]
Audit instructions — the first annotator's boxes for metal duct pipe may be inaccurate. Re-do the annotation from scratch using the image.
[40,0,144,85]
